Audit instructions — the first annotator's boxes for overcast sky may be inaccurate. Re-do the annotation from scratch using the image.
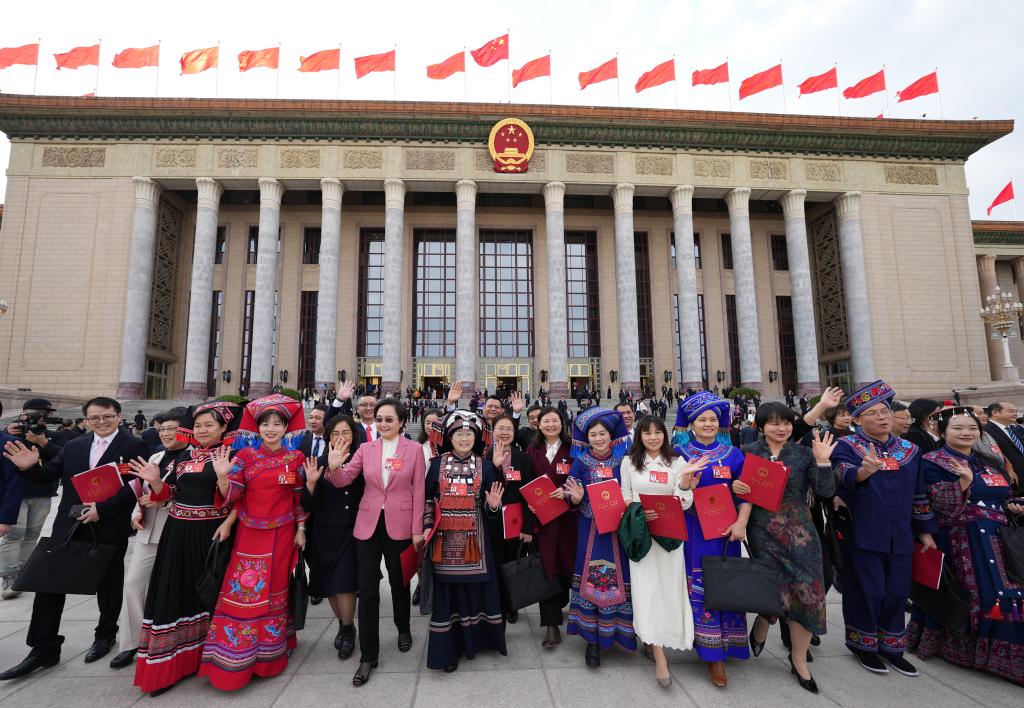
[0,0,1019,219]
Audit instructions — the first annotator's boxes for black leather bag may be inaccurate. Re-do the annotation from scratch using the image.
[998,512,1024,584]
[195,539,232,611]
[911,562,971,633]
[13,521,117,595]
[291,559,309,631]
[702,542,784,617]
[499,542,561,611]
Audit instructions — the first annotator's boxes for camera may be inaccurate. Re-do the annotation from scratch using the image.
[10,410,61,438]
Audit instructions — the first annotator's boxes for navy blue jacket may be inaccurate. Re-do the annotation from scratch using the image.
[0,433,24,525]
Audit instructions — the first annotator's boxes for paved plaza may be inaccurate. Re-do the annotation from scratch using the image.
[0,500,1017,708]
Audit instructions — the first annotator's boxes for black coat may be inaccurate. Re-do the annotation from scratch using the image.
[984,422,1024,478]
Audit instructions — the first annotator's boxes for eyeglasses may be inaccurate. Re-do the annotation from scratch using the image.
[357,402,375,408]
[85,414,119,424]
[157,426,180,433]
[375,416,397,424]
[858,409,892,419]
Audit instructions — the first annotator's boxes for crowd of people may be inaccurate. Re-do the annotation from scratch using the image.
[0,378,1021,697]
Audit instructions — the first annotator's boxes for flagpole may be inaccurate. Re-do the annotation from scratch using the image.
[506,27,511,104]
[780,58,786,113]
[835,62,841,116]
[463,47,468,102]
[32,37,40,94]
[548,49,553,105]
[95,39,102,96]
[883,64,889,117]
[393,43,397,101]
[726,56,732,110]
[215,40,221,98]
[673,54,679,109]
[275,42,281,98]
[337,43,342,100]
[155,41,161,97]
[935,66,943,119]
[616,52,621,107]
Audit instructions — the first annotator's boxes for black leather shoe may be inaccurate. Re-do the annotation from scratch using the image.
[109,648,137,669]
[506,609,518,624]
[0,653,59,680]
[749,625,766,658]
[84,638,114,664]
[411,586,421,605]
[397,631,413,652]
[309,596,323,606]
[337,625,356,660]
[444,661,458,673]
[789,654,819,694]
[352,660,377,687]
[584,643,601,668]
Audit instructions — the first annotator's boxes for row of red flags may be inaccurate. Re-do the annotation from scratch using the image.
[0,38,941,102]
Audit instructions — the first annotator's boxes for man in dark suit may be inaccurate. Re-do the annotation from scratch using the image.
[985,401,1024,476]
[299,406,328,459]
[0,396,148,680]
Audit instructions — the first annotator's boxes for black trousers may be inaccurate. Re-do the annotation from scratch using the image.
[538,573,571,627]
[27,538,129,657]
[356,515,411,662]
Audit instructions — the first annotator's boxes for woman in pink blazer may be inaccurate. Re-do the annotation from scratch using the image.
[325,397,425,687]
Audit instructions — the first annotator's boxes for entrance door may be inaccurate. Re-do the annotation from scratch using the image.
[422,376,446,400]
[496,376,520,397]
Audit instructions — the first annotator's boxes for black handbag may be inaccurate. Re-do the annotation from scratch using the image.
[291,559,309,631]
[702,541,784,617]
[998,512,1024,584]
[195,539,232,611]
[13,521,117,595]
[499,542,561,611]
[910,562,971,633]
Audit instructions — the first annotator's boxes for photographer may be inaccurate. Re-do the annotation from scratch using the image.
[0,399,61,600]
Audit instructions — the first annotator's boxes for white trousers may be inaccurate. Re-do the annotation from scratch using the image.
[118,538,160,653]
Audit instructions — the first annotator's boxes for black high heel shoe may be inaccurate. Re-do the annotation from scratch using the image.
[585,643,601,668]
[748,617,766,657]
[789,654,818,694]
[352,660,377,687]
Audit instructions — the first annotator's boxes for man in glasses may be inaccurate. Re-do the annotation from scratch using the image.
[0,396,148,679]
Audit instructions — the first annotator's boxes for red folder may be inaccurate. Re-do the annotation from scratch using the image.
[639,493,688,541]
[401,525,438,586]
[692,483,738,539]
[587,479,626,534]
[519,475,570,525]
[71,463,125,503]
[738,454,790,512]
[502,503,524,540]
[912,543,944,590]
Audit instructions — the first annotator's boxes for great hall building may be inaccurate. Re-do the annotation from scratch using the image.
[0,95,1014,402]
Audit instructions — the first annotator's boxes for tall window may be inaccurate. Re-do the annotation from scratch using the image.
[725,294,741,385]
[670,233,702,270]
[776,296,797,392]
[214,226,226,265]
[770,234,789,271]
[206,290,223,396]
[414,229,456,358]
[479,229,534,358]
[247,226,258,264]
[674,293,709,387]
[241,290,255,391]
[298,291,318,391]
[634,232,654,359]
[721,233,733,270]
[565,231,600,358]
[357,229,385,357]
[302,227,321,265]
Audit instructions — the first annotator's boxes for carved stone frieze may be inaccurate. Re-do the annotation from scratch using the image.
[693,157,731,178]
[154,148,197,168]
[343,150,383,169]
[884,164,939,185]
[804,160,842,182]
[405,150,455,170]
[749,159,787,180]
[635,155,673,176]
[41,146,105,167]
[565,152,614,174]
[216,148,258,168]
[279,148,320,169]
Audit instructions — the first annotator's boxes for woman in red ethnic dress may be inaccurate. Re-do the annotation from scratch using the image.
[198,395,309,691]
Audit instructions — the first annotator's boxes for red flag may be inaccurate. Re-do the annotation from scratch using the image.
[579,57,618,90]
[798,66,837,96]
[843,69,885,99]
[511,54,550,87]
[896,71,939,103]
[987,181,1015,216]
[354,49,395,78]
[692,61,728,86]
[426,51,464,80]
[180,46,218,75]
[739,63,783,100]
[299,48,340,73]
[54,44,99,71]
[238,47,279,72]
[0,44,40,69]
[470,34,508,67]
[635,58,675,93]
[112,45,159,69]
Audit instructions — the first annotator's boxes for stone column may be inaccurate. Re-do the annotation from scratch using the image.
[724,187,762,388]
[979,255,1015,381]
[612,183,641,395]
[249,178,284,398]
[670,185,703,390]
[454,180,478,397]
[380,179,406,394]
[779,189,821,394]
[315,178,343,390]
[544,181,570,399]
[834,192,876,388]
[116,177,162,399]
[180,178,224,399]
[1011,257,1024,307]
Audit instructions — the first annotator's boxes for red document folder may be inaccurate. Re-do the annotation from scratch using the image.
[639,493,688,541]
[71,463,125,503]
[587,479,626,534]
[502,503,524,540]
[693,483,738,539]
[738,454,790,512]
[401,525,438,586]
[519,475,570,525]
[912,543,944,590]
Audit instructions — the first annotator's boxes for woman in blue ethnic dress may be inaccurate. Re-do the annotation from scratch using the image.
[564,407,636,667]
[907,407,1024,685]
[673,391,751,688]
[424,410,507,672]
[199,395,309,691]
[733,402,837,695]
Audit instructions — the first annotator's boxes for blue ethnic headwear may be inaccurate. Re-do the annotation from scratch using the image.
[846,380,896,417]
[672,391,732,447]
[571,407,630,459]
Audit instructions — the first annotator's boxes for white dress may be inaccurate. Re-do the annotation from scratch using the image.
[620,453,695,651]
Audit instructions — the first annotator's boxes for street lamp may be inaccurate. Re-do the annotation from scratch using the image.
[980,285,1024,381]
[0,299,8,317]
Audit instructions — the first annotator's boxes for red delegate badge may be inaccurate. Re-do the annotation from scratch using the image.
[881,457,899,471]
[594,465,613,480]
[981,473,1009,487]
[712,465,731,479]
[505,468,522,482]
[555,462,571,476]
[649,470,669,484]
[387,456,403,471]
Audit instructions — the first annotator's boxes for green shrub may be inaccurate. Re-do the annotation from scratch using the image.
[215,395,247,404]
[725,386,760,400]
[279,388,303,401]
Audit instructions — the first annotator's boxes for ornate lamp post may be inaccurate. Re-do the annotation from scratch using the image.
[980,286,1024,381]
